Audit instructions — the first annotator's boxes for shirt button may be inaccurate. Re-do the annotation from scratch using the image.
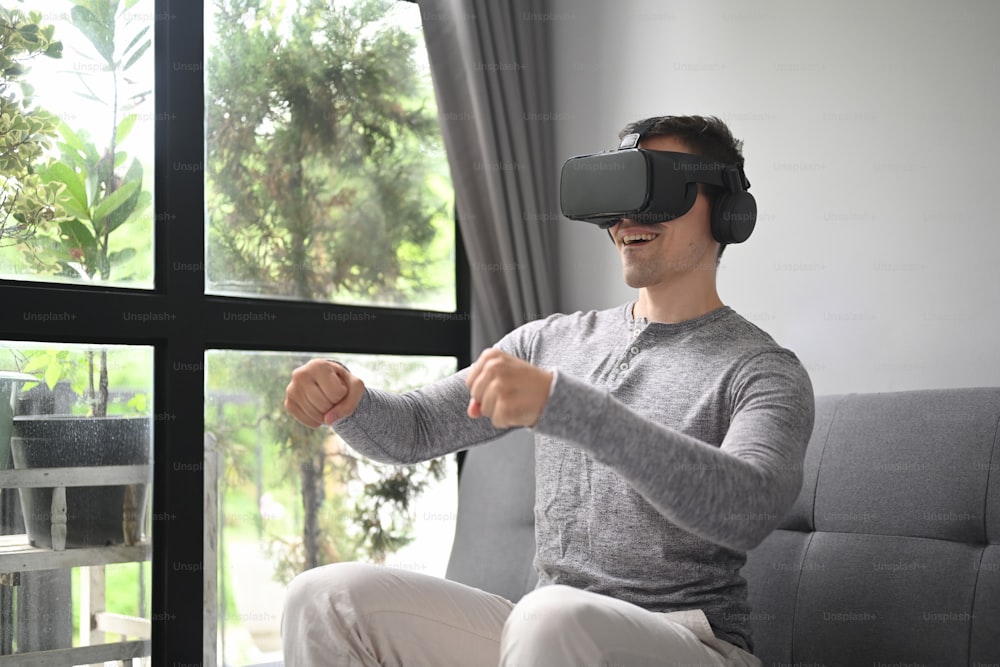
[619,362,629,370]
[630,346,640,355]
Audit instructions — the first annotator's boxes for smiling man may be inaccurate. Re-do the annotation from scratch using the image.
[282,115,814,667]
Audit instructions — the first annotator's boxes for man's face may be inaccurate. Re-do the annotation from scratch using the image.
[608,135,720,289]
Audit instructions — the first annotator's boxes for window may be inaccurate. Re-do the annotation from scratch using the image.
[0,0,469,664]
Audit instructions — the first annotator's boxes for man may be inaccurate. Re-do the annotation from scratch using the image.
[282,115,814,666]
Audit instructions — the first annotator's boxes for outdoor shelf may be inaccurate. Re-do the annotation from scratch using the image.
[0,639,149,666]
[0,535,151,574]
[0,464,153,663]
[0,465,150,489]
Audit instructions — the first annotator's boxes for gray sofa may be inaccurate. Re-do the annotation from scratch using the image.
[445,388,1000,665]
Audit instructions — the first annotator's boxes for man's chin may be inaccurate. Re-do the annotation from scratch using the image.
[622,269,651,289]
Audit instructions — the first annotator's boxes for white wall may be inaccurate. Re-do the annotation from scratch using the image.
[548,0,1000,395]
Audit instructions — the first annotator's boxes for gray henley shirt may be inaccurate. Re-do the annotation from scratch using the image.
[332,303,815,652]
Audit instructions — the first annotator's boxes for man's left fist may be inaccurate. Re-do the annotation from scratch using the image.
[465,349,554,429]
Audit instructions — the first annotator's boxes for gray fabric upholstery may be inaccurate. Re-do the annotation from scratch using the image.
[445,430,539,602]
[446,387,1000,664]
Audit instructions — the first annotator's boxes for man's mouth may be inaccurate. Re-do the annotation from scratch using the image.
[620,232,658,247]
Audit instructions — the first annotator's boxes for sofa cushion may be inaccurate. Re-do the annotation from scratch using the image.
[811,389,999,543]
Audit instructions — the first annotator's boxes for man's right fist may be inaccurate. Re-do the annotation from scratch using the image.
[284,359,365,428]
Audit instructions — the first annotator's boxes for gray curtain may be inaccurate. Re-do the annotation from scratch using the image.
[419,0,559,351]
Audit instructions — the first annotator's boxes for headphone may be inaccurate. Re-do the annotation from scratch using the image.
[708,162,757,245]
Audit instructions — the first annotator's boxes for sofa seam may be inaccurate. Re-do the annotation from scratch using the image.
[788,530,816,664]
[808,394,846,531]
[981,404,1000,544]
[967,547,986,664]
[789,394,840,663]
[967,403,1000,661]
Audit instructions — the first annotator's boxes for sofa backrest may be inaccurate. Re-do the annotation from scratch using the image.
[445,388,1000,665]
[743,388,1000,666]
[446,430,538,602]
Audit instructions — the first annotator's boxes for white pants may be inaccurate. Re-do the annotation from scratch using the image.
[281,562,761,667]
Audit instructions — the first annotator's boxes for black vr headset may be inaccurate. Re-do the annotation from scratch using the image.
[559,133,757,244]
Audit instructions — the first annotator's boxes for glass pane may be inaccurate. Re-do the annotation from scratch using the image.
[205,351,458,666]
[0,342,154,662]
[0,1,155,288]
[204,0,456,311]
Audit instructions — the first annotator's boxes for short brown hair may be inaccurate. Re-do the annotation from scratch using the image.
[618,115,746,261]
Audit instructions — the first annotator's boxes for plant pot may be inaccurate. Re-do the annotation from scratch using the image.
[10,415,151,549]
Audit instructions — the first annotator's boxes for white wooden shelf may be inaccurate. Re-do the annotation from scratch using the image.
[0,639,149,666]
[0,465,150,488]
[1,463,153,664]
[0,535,150,573]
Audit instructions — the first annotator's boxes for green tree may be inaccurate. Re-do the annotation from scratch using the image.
[0,6,64,245]
[206,0,451,304]
[206,0,456,575]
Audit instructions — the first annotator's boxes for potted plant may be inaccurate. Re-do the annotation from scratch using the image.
[8,347,152,549]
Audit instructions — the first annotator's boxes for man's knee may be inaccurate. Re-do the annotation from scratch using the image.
[503,585,601,642]
[284,561,389,621]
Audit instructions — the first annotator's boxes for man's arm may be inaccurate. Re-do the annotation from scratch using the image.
[285,359,513,465]
[469,348,814,552]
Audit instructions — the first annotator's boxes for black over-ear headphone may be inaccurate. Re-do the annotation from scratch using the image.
[709,165,757,245]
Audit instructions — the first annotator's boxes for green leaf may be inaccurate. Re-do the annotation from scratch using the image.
[104,158,144,234]
[92,179,139,229]
[115,113,137,144]
[44,358,62,390]
[122,38,150,72]
[127,392,148,414]
[108,247,136,264]
[59,218,98,254]
[70,5,115,65]
[122,25,150,59]
[21,352,53,374]
[17,24,40,40]
[43,162,89,214]
[57,121,86,153]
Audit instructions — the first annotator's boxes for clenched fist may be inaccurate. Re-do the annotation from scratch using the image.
[284,359,365,428]
[465,349,553,429]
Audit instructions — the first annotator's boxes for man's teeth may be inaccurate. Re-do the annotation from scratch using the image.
[622,233,657,245]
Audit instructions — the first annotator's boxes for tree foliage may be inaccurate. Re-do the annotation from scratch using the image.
[206,0,451,304]
[0,6,64,245]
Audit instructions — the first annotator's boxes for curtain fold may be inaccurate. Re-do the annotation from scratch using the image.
[419,0,559,351]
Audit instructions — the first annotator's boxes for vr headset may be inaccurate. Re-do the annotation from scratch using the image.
[559,133,757,244]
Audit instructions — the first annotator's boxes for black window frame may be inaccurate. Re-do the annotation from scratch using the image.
[0,0,471,662]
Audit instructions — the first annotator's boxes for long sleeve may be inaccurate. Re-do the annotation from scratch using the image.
[534,350,814,551]
[330,368,511,465]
